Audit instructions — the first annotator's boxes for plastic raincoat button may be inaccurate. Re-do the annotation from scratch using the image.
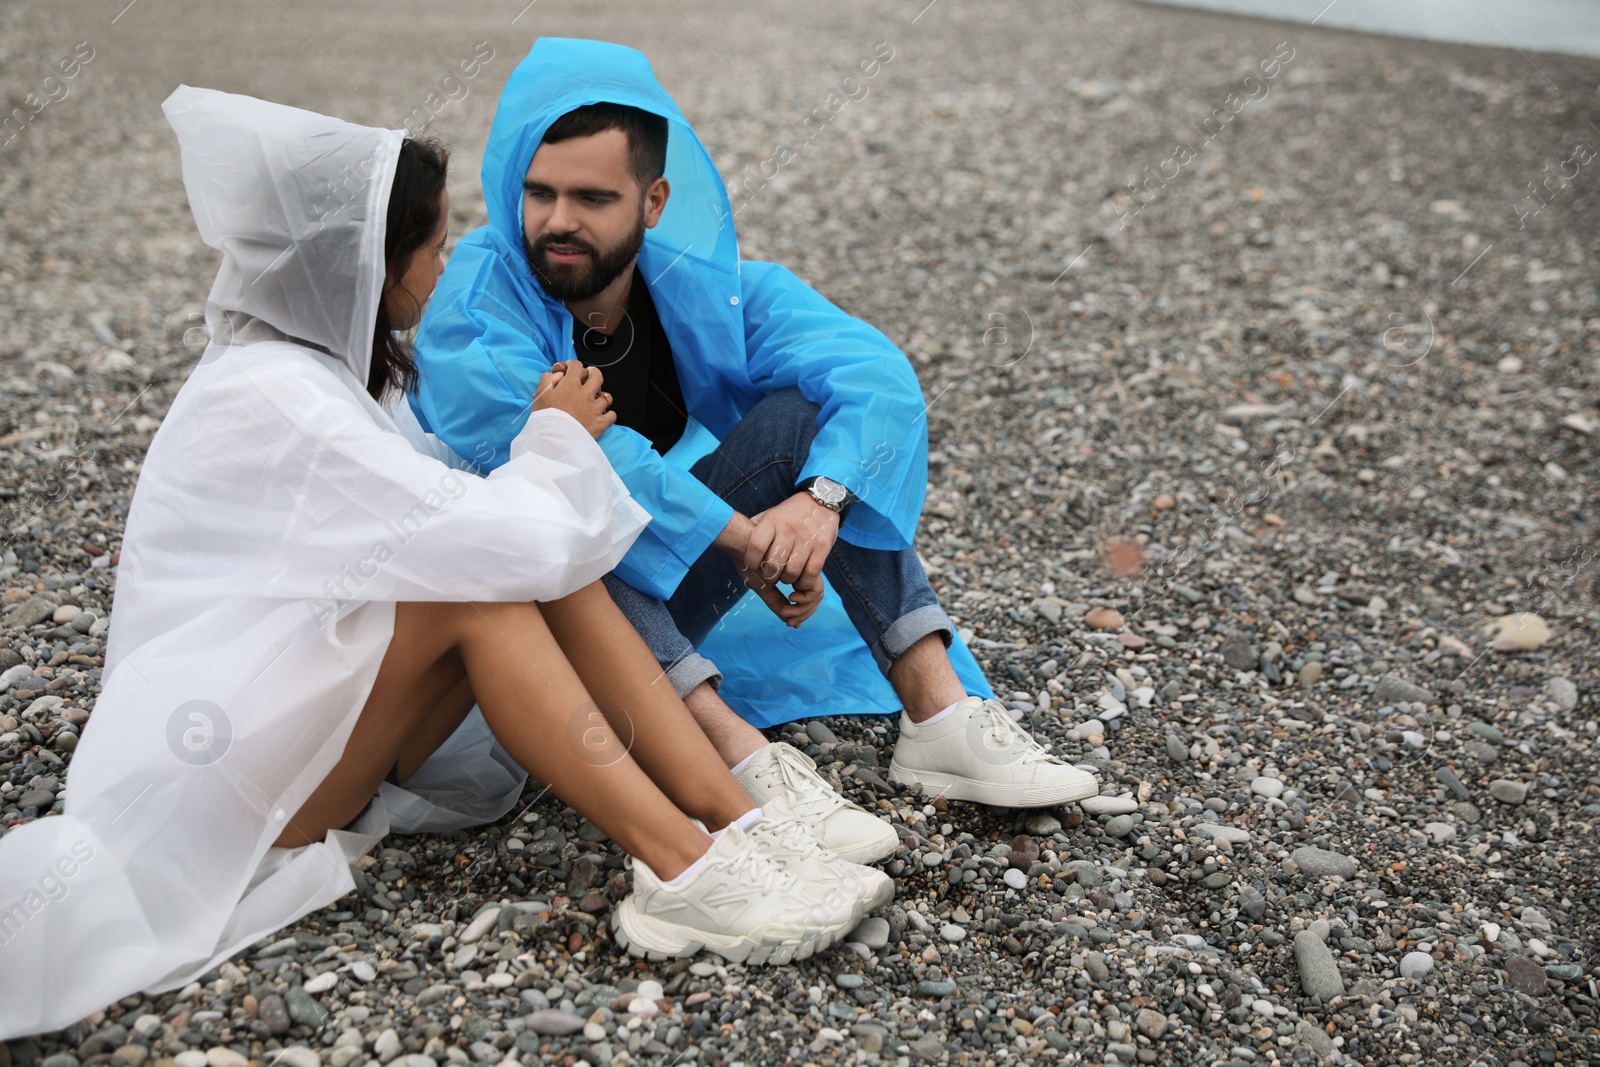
[729,296,739,306]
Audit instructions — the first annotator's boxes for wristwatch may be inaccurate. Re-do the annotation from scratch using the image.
[797,476,855,519]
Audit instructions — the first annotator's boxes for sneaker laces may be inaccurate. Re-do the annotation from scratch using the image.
[975,699,1059,765]
[753,743,858,821]
[746,792,827,855]
[746,795,877,900]
[715,824,798,896]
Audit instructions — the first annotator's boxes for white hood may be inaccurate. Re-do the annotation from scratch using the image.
[162,85,400,383]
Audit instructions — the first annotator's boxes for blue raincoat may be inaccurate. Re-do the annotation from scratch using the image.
[411,37,991,725]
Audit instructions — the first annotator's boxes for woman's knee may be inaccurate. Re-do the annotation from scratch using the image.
[398,600,542,646]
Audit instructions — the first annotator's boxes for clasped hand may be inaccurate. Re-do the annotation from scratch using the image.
[532,359,614,439]
[725,492,840,628]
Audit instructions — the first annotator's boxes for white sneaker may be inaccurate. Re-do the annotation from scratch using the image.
[736,741,900,864]
[612,822,859,965]
[746,792,895,916]
[888,697,1099,807]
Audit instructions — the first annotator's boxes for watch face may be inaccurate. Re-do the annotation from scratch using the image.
[811,478,847,506]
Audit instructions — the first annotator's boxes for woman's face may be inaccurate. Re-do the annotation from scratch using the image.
[383,190,450,331]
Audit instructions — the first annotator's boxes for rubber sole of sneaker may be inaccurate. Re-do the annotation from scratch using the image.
[885,761,1099,807]
[610,899,852,966]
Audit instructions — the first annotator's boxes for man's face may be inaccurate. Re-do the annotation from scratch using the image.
[521,128,667,302]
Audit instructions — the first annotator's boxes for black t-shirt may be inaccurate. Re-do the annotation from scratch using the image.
[569,266,688,453]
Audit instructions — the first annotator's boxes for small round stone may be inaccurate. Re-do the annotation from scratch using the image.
[1400,951,1435,979]
[1249,776,1284,799]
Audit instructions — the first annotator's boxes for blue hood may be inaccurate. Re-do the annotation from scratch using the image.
[480,37,740,285]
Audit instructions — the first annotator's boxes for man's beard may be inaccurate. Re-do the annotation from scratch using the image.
[524,207,646,302]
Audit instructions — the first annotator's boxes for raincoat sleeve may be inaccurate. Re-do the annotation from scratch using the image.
[411,239,733,602]
[739,260,929,550]
[188,351,649,608]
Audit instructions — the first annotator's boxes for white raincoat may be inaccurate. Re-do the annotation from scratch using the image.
[0,86,648,1038]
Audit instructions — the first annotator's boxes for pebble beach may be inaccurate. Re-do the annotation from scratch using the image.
[2,1,1597,1065]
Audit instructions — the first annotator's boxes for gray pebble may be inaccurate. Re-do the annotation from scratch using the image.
[525,1009,587,1036]
[1289,846,1357,879]
[1503,954,1548,994]
[805,722,839,745]
[1065,860,1102,888]
[3,597,57,628]
[258,993,290,1035]
[1488,779,1528,804]
[1134,1007,1168,1040]
[1399,951,1434,979]
[284,985,324,1027]
[1371,674,1436,705]
[1546,677,1579,709]
[1103,814,1136,838]
[1293,930,1345,999]
[1466,721,1503,745]
[1023,812,1061,835]
[1165,733,1189,762]
[849,915,889,949]
[1436,767,1471,800]
[1219,632,1258,670]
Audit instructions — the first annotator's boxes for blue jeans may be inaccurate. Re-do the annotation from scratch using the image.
[603,387,954,699]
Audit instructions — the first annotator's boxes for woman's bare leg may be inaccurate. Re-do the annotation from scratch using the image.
[274,600,713,880]
[537,582,760,833]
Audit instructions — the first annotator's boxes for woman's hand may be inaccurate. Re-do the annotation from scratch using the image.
[533,359,614,439]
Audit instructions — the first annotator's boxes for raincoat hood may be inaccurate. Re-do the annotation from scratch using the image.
[162,85,402,384]
[480,37,739,286]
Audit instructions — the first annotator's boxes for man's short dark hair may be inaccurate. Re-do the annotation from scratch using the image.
[542,103,668,188]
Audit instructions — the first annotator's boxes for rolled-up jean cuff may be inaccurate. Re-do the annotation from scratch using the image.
[665,652,722,699]
[871,604,955,676]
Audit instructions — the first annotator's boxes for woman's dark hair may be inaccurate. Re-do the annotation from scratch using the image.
[369,136,449,402]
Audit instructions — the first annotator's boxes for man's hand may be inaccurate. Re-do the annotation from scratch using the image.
[745,491,840,587]
[712,498,840,627]
[773,571,825,628]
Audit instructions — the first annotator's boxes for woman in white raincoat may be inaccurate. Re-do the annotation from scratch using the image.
[0,87,887,1040]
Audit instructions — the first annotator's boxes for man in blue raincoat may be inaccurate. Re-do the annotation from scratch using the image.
[411,37,1098,860]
